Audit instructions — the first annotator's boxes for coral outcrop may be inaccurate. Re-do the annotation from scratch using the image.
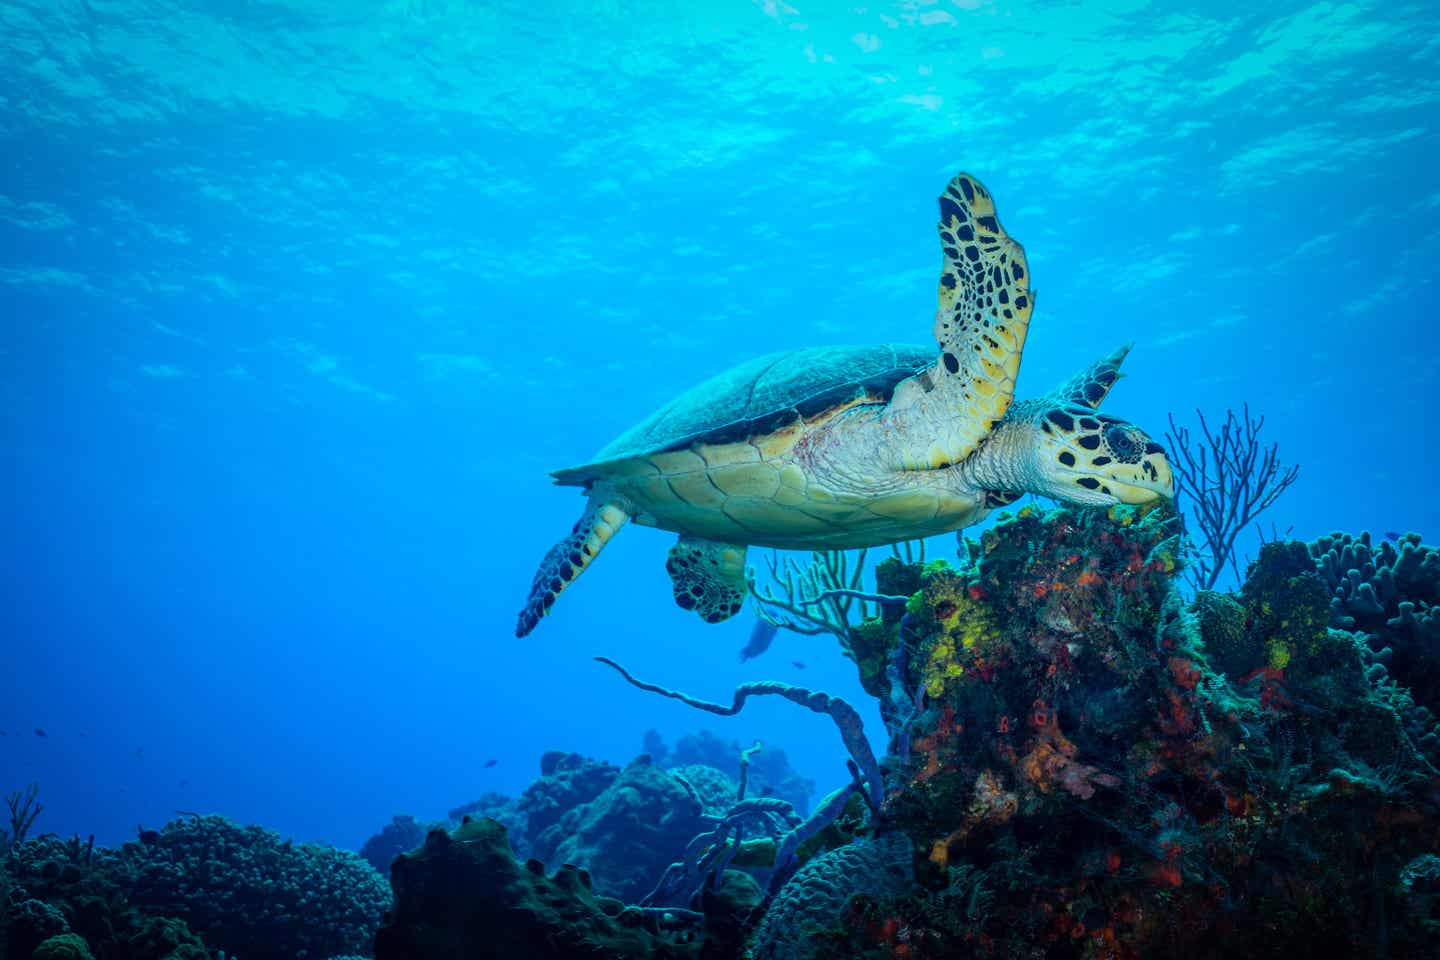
[530,755,712,903]
[805,504,1440,958]
[518,751,621,850]
[375,817,701,960]
[746,832,911,960]
[1310,531,1440,716]
[359,814,428,875]
[125,815,390,960]
[653,730,816,816]
[1,815,389,960]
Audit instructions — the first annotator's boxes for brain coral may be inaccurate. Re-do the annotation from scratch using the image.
[746,832,911,960]
[127,815,391,960]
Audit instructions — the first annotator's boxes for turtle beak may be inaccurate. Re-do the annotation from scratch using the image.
[1106,454,1174,504]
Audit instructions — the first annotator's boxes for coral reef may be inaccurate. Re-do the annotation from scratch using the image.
[747,832,911,960]
[125,815,390,959]
[1310,531,1440,717]
[359,814,428,875]
[597,658,886,812]
[517,751,621,850]
[653,729,816,815]
[529,755,712,903]
[31,933,93,960]
[374,817,702,960]
[669,763,742,817]
[806,504,1440,958]
[1,892,70,959]
[445,791,527,855]
[11,510,1438,960]
[1,813,389,960]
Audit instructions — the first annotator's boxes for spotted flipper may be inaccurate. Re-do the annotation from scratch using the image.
[665,536,748,624]
[1055,344,1130,409]
[927,173,1034,467]
[516,498,628,637]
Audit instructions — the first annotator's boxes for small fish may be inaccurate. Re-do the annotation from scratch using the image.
[484,758,498,768]
[135,747,145,760]
[791,660,806,669]
[34,728,47,738]
[79,731,88,739]
[739,619,779,662]
[179,779,189,790]
[1383,531,1402,542]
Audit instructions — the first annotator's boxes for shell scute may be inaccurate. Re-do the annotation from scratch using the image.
[553,344,934,485]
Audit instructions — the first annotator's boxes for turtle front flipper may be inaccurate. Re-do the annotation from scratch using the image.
[515,498,629,637]
[924,173,1035,467]
[666,536,748,624]
[983,489,1025,509]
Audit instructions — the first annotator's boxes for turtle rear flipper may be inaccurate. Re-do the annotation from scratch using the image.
[515,498,629,637]
[1055,344,1130,409]
[666,536,748,624]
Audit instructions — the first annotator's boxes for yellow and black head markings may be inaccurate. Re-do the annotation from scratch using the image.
[515,173,1174,637]
[1032,405,1173,505]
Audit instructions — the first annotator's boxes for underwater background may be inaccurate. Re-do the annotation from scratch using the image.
[3,1,1440,956]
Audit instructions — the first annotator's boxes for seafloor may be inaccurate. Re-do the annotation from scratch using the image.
[4,502,1439,959]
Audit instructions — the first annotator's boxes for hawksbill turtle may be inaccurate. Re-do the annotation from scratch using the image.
[516,172,1173,637]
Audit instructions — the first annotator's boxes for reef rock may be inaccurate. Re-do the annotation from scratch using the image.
[517,751,621,851]
[813,504,1440,958]
[661,730,816,816]
[530,755,711,903]
[375,817,699,959]
[359,813,430,874]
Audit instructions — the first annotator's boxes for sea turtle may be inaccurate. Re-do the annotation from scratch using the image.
[516,173,1173,637]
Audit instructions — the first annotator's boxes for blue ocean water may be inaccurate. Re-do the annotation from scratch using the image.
[1,0,1437,856]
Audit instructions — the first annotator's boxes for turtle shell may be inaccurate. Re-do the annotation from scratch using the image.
[558,343,933,480]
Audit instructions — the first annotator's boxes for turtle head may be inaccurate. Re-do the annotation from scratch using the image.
[1027,404,1173,505]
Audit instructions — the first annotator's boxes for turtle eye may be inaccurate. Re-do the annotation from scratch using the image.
[1105,425,1141,461]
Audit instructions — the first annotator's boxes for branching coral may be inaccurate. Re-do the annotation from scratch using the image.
[746,544,923,696]
[1165,404,1299,592]
[747,549,874,640]
[4,783,42,853]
